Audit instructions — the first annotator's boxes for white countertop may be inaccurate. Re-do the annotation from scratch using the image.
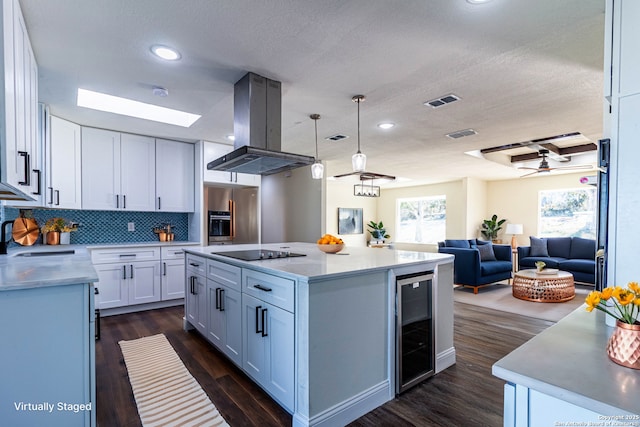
[0,250,98,291]
[493,307,640,416]
[185,242,453,280]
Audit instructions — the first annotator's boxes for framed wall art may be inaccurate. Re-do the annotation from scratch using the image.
[338,207,363,235]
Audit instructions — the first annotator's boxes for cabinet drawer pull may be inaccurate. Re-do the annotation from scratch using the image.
[18,151,30,185]
[255,305,262,334]
[261,308,268,337]
[189,262,200,267]
[254,284,272,292]
[32,169,41,195]
[119,254,136,258]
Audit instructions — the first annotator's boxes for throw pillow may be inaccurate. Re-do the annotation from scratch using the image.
[476,243,497,262]
[529,236,549,257]
[444,239,471,248]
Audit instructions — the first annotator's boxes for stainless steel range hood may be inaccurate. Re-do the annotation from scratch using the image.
[207,72,315,176]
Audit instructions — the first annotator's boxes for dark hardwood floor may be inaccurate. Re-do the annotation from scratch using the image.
[96,302,553,427]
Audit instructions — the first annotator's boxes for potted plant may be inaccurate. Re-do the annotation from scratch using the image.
[367,221,390,240]
[480,214,507,242]
[42,218,76,245]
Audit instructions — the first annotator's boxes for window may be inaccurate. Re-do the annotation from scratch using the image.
[396,196,446,244]
[538,188,597,238]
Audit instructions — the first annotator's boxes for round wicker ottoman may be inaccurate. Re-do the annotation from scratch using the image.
[512,269,575,303]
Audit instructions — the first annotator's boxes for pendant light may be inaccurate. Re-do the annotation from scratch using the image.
[351,95,367,172]
[310,114,324,179]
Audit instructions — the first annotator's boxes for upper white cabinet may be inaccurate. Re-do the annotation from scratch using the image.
[48,116,82,209]
[203,141,260,186]
[613,0,640,97]
[1,0,40,200]
[81,127,156,211]
[156,139,194,212]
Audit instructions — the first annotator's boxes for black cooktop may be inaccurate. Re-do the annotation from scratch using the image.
[212,249,306,261]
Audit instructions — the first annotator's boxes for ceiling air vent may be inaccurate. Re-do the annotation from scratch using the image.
[446,128,477,139]
[325,134,349,141]
[424,93,461,108]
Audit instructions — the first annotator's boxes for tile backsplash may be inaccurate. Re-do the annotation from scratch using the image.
[1,206,190,245]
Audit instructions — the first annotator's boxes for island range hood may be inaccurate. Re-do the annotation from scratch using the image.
[207,72,315,176]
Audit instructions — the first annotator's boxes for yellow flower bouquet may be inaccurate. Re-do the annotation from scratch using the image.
[585,282,640,324]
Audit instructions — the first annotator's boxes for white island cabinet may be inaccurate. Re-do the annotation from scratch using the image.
[0,253,98,426]
[184,242,455,426]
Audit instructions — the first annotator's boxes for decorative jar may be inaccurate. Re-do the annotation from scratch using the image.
[45,231,60,245]
[607,320,640,369]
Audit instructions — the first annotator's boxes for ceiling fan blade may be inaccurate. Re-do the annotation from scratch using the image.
[551,164,593,171]
[519,170,542,178]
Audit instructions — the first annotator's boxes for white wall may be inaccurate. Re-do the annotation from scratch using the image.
[463,177,488,240]
[262,166,323,243]
[326,180,378,247]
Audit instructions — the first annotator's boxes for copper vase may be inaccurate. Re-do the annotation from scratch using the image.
[607,320,640,369]
[45,231,60,245]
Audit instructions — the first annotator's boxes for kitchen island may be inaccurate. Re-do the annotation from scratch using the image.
[0,249,98,426]
[493,308,640,426]
[184,242,455,427]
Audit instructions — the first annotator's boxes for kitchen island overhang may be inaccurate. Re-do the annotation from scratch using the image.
[183,242,455,427]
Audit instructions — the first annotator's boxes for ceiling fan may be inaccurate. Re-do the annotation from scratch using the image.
[518,149,592,177]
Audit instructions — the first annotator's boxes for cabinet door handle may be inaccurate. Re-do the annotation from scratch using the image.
[122,265,127,280]
[18,151,30,185]
[255,305,262,334]
[193,277,198,295]
[189,276,195,294]
[261,308,268,337]
[116,194,119,209]
[215,288,221,310]
[163,262,167,276]
[254,284,272,292]
[220,289,225,312]
[130,265,134,279]
[54,190,60,206]
[47,187,54,205]
[31,169,41,195]
[158,197,161,210]
[123,195,126,209]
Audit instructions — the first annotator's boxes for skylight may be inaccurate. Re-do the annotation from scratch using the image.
[77,88,201,127]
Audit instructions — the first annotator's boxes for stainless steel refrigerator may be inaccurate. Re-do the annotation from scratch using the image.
[207,186,259,244]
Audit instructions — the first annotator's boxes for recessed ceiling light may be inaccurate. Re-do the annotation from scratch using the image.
[150,45,181,61]
[225,134,235,141]
[77,88,200,127]
[467,0,492,3]
[377,122,395,130]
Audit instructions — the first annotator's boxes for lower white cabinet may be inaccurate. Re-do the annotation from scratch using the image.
[160,247,187,300]
[207,280,242,366]
[185,254,207,335]
[242,293,294,411]
[91,247,161,309]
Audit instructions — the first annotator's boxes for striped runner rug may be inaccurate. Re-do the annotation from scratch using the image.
[119,334,229,427]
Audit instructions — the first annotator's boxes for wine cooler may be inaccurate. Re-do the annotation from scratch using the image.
[396,271,435,394]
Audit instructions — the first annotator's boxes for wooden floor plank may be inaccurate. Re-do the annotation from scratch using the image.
[96,302,552,426]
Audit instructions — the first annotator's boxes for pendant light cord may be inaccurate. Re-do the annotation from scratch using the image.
[314,118,319,159]
[356,98,361,154]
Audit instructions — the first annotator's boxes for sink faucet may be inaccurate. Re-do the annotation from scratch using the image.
[0,220,13,255]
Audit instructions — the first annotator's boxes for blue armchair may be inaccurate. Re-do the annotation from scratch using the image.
[438,239,513,294]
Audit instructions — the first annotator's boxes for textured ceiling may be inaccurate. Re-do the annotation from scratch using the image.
[20,0,606,187]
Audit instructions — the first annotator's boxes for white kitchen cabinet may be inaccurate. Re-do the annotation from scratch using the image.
[91,247,161,309]
[185,254,207,335]
[81,128,156,211]
[47,116,82,209]
[206,259,242,366]
[242,293,294,411]
[160,246,187,300]
[203,140,260,186]
[156,139,195,212]
[1,0,40,200]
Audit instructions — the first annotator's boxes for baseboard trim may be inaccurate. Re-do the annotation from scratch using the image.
[436,346,456,373]
[293,380,391,427]
[99,299,183,317]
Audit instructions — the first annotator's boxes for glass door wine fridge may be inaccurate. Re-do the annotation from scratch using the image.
[396,271,435,394]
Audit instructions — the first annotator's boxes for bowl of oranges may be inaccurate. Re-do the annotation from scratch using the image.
[316,234,345,253]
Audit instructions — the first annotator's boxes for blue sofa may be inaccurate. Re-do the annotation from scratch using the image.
[438,239,513,294]
[517,236,595,284]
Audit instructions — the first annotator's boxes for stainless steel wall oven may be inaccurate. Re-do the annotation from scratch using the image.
[208,210,232,243]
